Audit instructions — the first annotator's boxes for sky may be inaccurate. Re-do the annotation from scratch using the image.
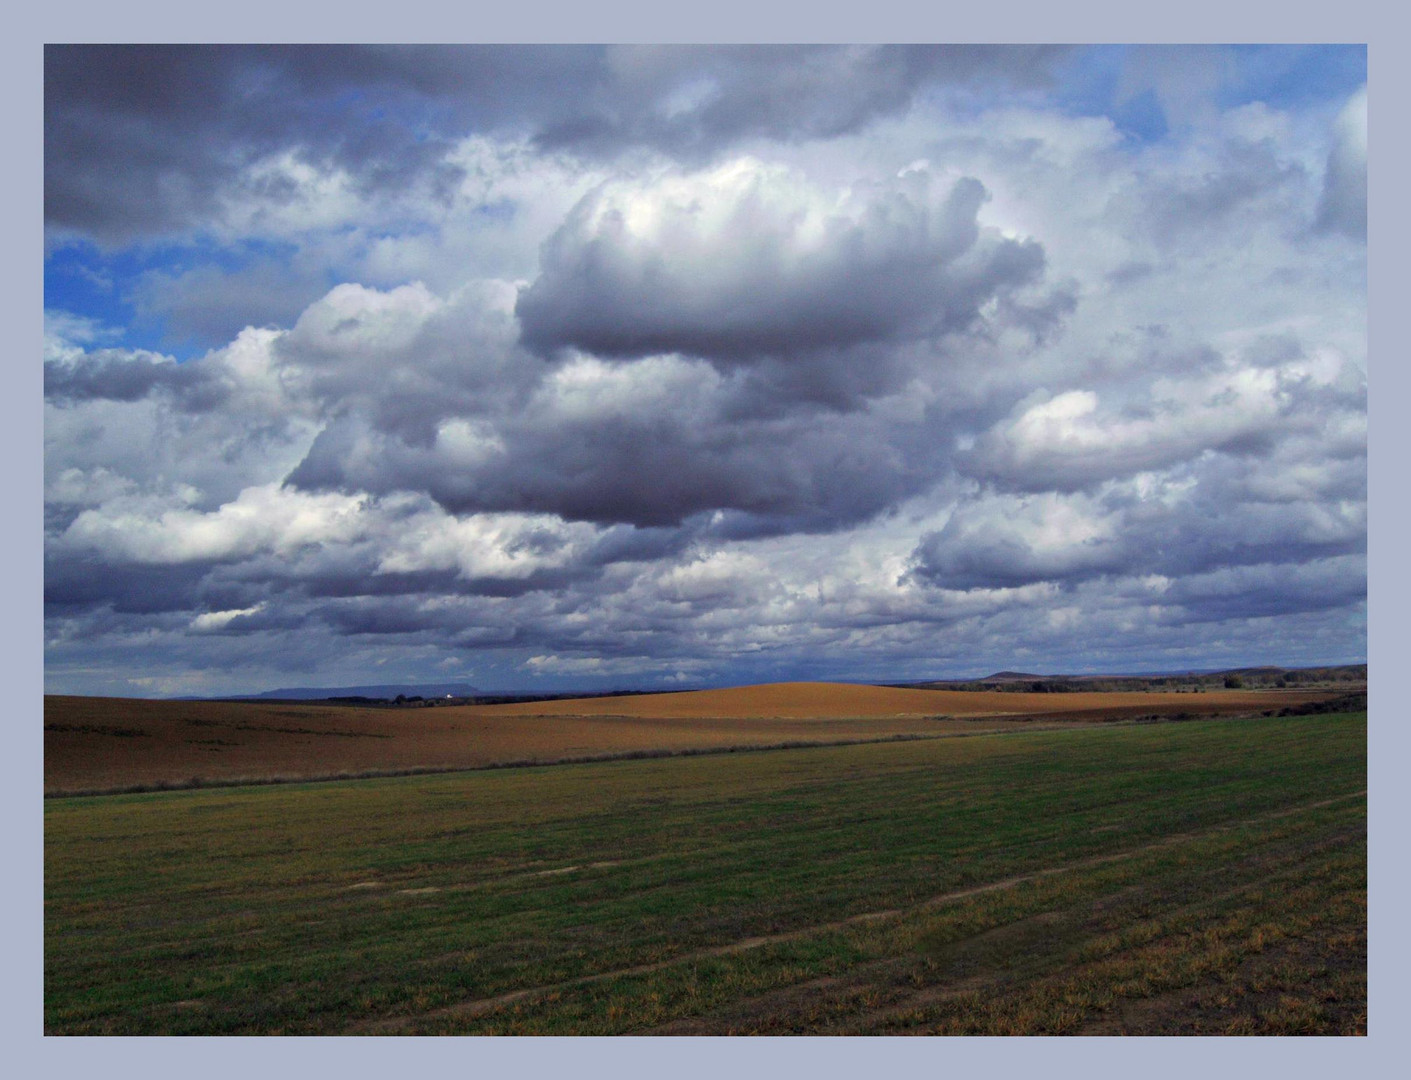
[42,44,1367,697]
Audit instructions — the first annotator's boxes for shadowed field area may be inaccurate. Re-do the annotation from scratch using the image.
[44,712,1365,1035]
[44,682,1341,795]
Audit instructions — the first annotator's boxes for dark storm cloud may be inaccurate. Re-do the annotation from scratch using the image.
[44,349,230,410]
[319,598,457,638]
[581,523,696,567]
[516,169,1045,362]
[43,45,597,241]
[273,561,464,602]
[44,553,213,616]
[284,390,940,532]
[310,588,602,643]
[471,414,923,529]
[45,45,1070,244]
[1160,556,1366,624]
[534,46,1068,157]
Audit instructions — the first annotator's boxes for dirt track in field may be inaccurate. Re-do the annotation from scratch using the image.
[44,682,1340,795]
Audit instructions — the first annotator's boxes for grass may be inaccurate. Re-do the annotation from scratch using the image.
[43,712,1366,1035]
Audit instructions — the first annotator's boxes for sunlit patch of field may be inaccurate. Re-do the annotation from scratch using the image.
[43,683,1340,795]
[44,712,1365,1035]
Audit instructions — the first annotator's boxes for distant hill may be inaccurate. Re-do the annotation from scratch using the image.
[888,663,1365,694]
[217,683,479,701]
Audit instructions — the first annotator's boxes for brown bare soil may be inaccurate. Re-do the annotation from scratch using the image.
[44,682,1338,795]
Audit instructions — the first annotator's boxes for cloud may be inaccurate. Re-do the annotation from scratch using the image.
[45,45,1068,246]
[909,492,1128,590]
[44,44,491,243]
[253,273,956,531]
[522,654,702,677]
[1137,140,1308,247]
[374,507,600,582]
[129,259,333,350]
[42,47,1368,695]
[910,459,1365,593]
[44,346,228,408]
[517,159,1045,362]
[272,280,533,441]
[962,348,1364,493]
[1160,555,1366,623]
[283,349,948,530]
[44,310,121,355]
[1316,87,1367,239]
[537,45,1069,157]
[190,604,267,633]
[59,484,369,565]
[1115,45,1236,133]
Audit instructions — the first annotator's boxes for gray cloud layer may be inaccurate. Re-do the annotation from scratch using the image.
[517,168,1045,361]
[45,45,1068,244]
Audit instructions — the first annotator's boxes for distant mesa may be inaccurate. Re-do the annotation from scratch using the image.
[981,671,1045,681]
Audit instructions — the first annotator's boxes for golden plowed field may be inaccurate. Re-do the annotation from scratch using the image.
[44,682,1337,795]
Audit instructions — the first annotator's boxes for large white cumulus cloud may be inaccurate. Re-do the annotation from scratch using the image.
[516,159,1045,361]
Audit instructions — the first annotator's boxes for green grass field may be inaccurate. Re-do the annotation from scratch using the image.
[43,712,1366,1035]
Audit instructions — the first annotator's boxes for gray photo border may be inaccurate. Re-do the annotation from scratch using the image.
[9,4,1402,1076]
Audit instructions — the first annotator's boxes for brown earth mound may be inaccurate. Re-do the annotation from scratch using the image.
[44,682,1343,795]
